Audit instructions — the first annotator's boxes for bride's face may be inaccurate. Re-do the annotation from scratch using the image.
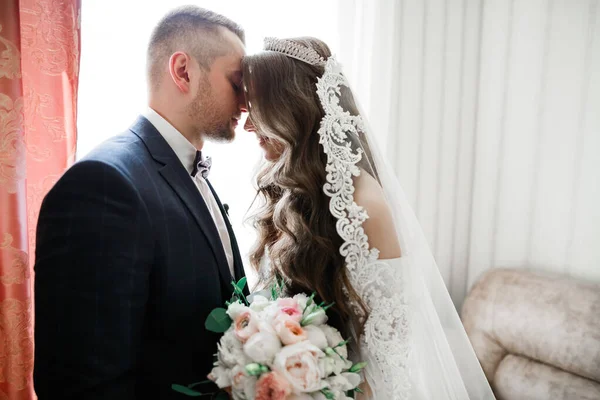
[243,116,284,161]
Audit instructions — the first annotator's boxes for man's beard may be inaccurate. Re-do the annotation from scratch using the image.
[187,88,235,143]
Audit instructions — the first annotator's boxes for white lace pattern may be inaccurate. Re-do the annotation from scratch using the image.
[316,58,412,399]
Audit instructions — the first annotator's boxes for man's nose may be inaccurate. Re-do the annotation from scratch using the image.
[238,90,247,112]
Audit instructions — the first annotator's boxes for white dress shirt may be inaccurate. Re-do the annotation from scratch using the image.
[143,108,235,276]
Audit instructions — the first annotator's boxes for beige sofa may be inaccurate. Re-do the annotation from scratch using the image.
[461,268,600,400]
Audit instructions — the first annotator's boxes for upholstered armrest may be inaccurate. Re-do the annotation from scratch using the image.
[461,268,600,400]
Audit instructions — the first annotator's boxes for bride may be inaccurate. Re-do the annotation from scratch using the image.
[241,36,496,399]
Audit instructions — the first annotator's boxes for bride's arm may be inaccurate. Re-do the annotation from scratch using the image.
[354,171,401,258]
[350,171,412,399]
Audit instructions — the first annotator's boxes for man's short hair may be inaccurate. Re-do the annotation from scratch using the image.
[147,6,244,89]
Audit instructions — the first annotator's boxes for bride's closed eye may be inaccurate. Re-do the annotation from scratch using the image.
[230,80,241,93]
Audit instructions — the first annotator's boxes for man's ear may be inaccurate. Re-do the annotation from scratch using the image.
[169,52,191,93]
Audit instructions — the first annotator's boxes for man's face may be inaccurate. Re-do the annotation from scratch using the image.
[187,28,246,142]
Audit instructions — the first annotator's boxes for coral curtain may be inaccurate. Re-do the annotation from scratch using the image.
[0,0,80,398]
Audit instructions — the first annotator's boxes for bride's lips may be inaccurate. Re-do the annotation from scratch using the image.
[257,134,268,147]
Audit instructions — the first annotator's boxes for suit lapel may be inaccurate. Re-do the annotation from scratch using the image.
[130,116,233,285]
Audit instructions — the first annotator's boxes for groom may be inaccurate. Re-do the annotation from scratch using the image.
[33,6,246,399]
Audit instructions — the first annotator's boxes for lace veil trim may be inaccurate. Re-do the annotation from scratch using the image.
[316,57,411,399]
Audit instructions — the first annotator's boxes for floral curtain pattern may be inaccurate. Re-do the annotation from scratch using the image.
[0,1,80,398]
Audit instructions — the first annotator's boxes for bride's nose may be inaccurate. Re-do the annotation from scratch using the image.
[244,117,256,133]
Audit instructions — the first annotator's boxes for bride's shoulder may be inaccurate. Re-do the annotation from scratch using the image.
[353,171,402,259]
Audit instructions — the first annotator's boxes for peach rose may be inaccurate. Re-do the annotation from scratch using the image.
[273,341,324,393]
[255,371,292,400]
[275,319,307,345]
[234,310,259,343]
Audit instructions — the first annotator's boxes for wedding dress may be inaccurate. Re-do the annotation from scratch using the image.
[261,38,497,399]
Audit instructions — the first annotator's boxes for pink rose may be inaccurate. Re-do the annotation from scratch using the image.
[275,319,307,345]
[276,298,303,323]
[273,341,324,393]
[255,371,292,400]
[234,310,259,343]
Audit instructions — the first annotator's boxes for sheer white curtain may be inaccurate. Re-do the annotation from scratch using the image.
[337,0,600,308]
[77,0,340,286]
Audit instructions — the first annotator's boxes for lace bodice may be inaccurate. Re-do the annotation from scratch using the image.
[356,258,411,399]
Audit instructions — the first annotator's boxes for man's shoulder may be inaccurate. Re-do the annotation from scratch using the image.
[55,130,156,192]
[79,130,151,172]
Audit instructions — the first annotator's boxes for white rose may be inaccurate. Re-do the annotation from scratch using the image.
[218,331,250,368]
[232,391,244,400]
[303,325,328,349]
[208,365,232,389]
[221,329,243,350]
[301,308,328,326]
[248,294,271,312]
[243,330,282,364]
[293,293,310,311]
[342,372,361,388]
[318,356,337,377]
[230,364,258,400]
[319,355,349,376]
[227,301,249,320]
[272,341,325,394]
[320,325,348,358]
[230,365,247,391]
[243,374,257,399]
[326,373,361,392]
[257,320,277,335]
[288,394,313,400]
[260,303,280,325]
[335,357,353,372]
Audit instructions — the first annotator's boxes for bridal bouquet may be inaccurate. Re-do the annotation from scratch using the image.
[173,278,365,400]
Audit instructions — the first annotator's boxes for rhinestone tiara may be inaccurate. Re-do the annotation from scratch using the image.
[263,37,326,67]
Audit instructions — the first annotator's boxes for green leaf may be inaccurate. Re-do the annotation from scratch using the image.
[245,363,265,376]
[271,285,277,300]
[236,277,247,291]
[171,384,205,396]
[349,361,368,373]
[205,308,232,333]
[231,281,242,295]
[188,380,212,389]
[335,339,351,348]
[303,293,316,314]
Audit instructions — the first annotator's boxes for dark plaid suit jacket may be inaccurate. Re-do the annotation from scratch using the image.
[34,116,245,399]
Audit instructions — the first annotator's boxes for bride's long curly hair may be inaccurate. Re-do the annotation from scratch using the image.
[242,38,368,335]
